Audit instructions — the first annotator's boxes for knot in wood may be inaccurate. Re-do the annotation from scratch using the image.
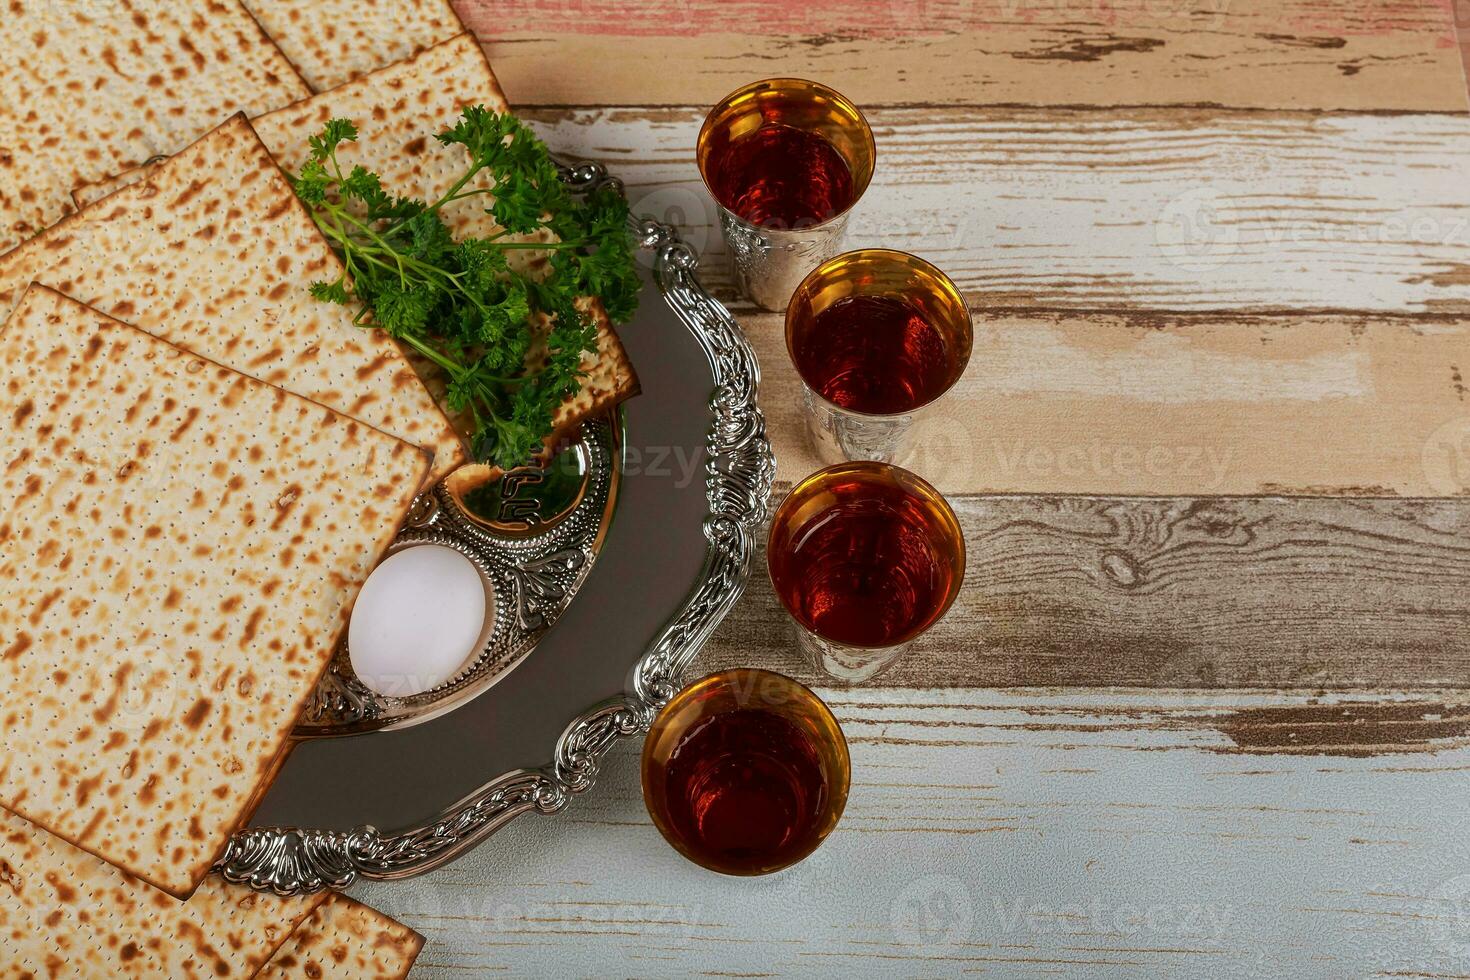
[1100,549,1144,588]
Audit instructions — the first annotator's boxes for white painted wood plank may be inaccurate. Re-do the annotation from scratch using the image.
[699,495,1470,689]
[742,309,1470,496]
[524,106,1470,313]
[355,689,1470,978]
[465,0,1470,112]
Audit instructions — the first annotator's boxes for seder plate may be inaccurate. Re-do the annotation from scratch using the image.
[217,163,776,894]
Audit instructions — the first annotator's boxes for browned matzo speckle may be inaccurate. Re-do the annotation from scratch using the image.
[255,893,425,980]
[0,806,325,976]
[0,0,310,252]
[239,0,463,93]
[0,287,427,897]
[4,113,465,480]
[70,36,637,463]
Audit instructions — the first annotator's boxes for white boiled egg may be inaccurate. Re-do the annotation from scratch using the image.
[348,544,489,697]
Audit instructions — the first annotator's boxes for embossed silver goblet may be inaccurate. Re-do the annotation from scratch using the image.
[786,248,973,467]
[768,462,966,683]
[697,78,875,311]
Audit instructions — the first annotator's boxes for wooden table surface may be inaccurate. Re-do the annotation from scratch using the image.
[355,3,1470,976]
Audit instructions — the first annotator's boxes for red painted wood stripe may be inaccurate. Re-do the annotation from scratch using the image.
[456,0,1459,42]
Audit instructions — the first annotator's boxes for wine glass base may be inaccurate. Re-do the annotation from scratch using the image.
[795,624,909,684]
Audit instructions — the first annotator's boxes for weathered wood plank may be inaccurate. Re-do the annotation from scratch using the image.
[1458,5,1470,107]
[693,493,1470,689]
[356,689,1470,978]
[523,105,1470,313]
[458,0,1469,112]
[742,308,1470,497]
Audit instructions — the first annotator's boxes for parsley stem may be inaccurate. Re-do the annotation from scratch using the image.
[396,333,466,379]
[493,241,587,250]
[313,221,401,280]
[321,204,412,287]
[442,187,495,205]
[383,158,490,237]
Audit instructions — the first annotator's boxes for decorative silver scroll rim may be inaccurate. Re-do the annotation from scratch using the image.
[293,414,617,737]
[216,161,776,894]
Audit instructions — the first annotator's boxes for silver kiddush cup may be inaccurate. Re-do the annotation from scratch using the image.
[767,462,966,683]
[697,78,875,311]
[786,249,973,466]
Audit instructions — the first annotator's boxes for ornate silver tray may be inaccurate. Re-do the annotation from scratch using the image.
[217,163,775,894]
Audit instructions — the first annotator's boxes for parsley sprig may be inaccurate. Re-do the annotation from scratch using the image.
[290,107,640,468]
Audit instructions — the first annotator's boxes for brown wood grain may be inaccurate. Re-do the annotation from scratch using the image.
[47,3,1470,975]
[457,0,1469,112]
[388,7,1470,978]
[1459,2,1470,106]
[702,492,1470,690]
[745,308,1470,497]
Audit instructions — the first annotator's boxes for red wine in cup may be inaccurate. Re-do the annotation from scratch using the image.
[769,475,958,648]
[661,707,832,873]
[792,295,952,415]
[707,123,854,229]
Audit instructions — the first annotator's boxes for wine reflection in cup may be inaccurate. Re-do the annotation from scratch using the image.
[642,668,850,876]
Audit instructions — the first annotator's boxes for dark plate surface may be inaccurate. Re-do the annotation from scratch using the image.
[254,264,714,831]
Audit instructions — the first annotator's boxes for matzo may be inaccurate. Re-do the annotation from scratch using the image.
[75,35,639,461]
[3,114,466,480]
[259,892,424,980]
[0,0,310,252]
[0,808,324,978]
[242,0,465,92]
[73,34,508,231]
[0,286,429,897]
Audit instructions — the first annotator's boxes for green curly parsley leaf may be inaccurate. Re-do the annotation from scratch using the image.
[288,106,639,469]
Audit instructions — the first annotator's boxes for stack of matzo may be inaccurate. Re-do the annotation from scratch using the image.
[71,34,641,457]
[73,33,510,221]
[240,34,641,453]
[0,807,423,977]
[0,807,323,975]
[0,114,466,480]
[0,0,311,252]
[0,287,428,896]
[0,1,630,968]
